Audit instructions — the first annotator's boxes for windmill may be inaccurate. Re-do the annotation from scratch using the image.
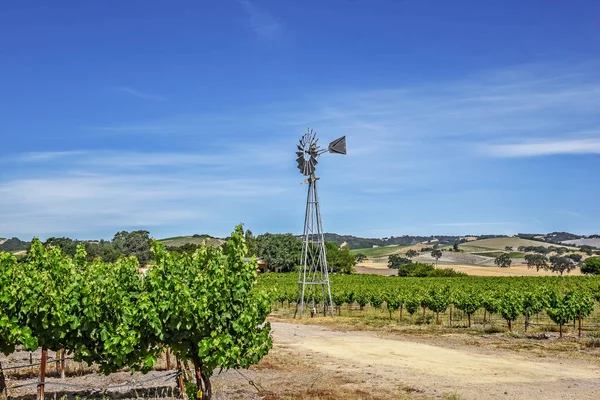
[294,128,346,318]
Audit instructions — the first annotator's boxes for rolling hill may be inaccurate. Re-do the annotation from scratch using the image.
[159,235,225,248]
[460,237,577,251]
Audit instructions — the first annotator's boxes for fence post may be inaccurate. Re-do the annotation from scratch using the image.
[36,348,47,400]
[166,348,172,371]
[176,358,186,399]
[60,349,65,379]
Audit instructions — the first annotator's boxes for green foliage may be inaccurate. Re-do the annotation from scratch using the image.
[546,292,577,336]
[524,254,548,272]
[148,225,272,397]
[398,262,466,277]
[581,257,600,275]
[355,253,367,263]
[0,252,38,354]
[388,254,411,269]
[568,253,583,263]
[112,230,152,264]
[256,233,302,272]
[0,225,272,400]
[549,255,576,275]
[494,253,512,268]
[431,249,442,261]
[453,290,481,326]
[0,237,30,252]
[325,242,356,274]
[580,245,595,256]
[244,229,257,257]
[406,249,419,258]
[166,243,202,254]
[498,291,524,331]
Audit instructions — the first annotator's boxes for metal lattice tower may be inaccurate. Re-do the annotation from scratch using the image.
[294,128,346,318]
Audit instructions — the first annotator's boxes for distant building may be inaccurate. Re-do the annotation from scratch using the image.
[244,257,268,273]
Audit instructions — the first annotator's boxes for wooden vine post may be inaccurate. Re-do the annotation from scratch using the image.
[60,349,66,379]
[36,348,47,400]
[55,349,65,378]
[166,348,172,370]
[0,362,7,400]
[578,312,583,338]
[176,359,186,399]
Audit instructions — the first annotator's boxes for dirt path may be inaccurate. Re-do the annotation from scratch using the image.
[271,322,600,400]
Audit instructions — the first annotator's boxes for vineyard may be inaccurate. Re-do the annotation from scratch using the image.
[259,273,600,335]
[0,225,271,400]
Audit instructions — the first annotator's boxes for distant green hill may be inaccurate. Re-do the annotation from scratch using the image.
[0,237,30,252]
[350,245,408,258]
[159,235,224,248]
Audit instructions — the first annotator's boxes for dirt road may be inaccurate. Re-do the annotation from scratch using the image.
[270,322,600,400]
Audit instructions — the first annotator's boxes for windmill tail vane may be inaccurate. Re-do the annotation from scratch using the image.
[294,128,346,319]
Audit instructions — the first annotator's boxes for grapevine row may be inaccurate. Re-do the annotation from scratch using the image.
[259,273,600,336]
[0,225,270,400]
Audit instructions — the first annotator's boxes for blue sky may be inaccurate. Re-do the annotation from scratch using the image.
[1,0,599,240]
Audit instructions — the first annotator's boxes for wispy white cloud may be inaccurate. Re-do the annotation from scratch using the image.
[483,138,600,157]
[559,211,583,218]
[432,222,515,227]
[116,87,167,101]
[238,0,282,39]
[0,172,287,236]
[9,147,289,170]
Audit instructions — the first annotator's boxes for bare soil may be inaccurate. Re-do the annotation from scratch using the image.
[268,322,600,400]
[4,323,598,399]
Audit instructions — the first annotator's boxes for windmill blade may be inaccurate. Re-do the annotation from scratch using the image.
[309,157,318,169]
[296,151,304,158]
[328,136,346,155]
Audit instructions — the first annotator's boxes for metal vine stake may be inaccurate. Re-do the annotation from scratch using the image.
[294,128,346,318]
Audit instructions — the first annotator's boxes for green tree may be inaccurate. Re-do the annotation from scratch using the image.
[44,237,79,256]
[84,240,122,262]
[148,226,272,399]
[504,246,513,252]
[567,253,583,263]
[325,242,356,274]
[524,254,548,272]
[581,257,600,275]
[355,253,367,263]
[244,229,257,257]
[431,249,443,265]
[388,254,410,269]
[494,253,512,268]
[256,233,302,272]
[580,245,594,256]
[549,256,576,275]
[452,242,460,252]
[112,230,152,264]
[406,249,418,259]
